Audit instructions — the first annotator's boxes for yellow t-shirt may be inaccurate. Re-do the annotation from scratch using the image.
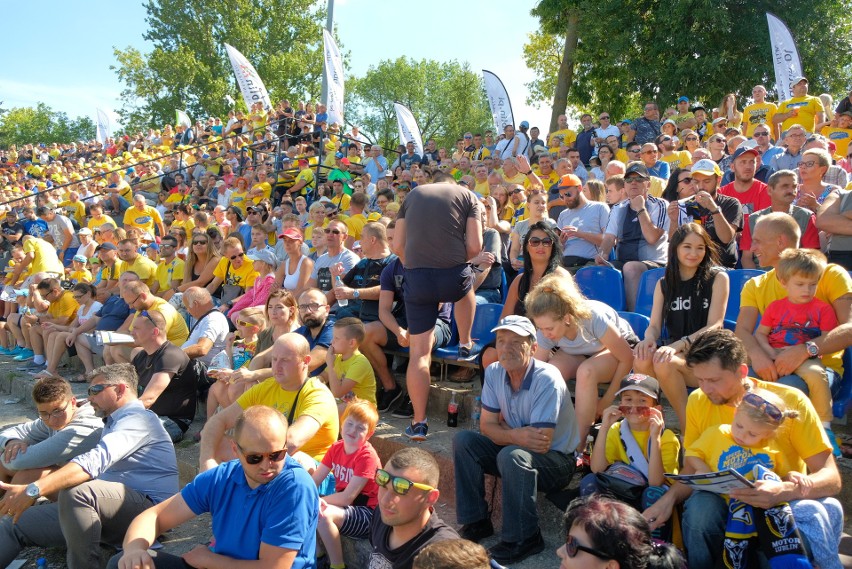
[88,214,117,231]
[473,180,491,197]
[101,260,124,283]
[821,127,852,159]
[742,102,778,137]
[500,170,528,188]
[740,265,850,373]
[250,181,272,202]
[684,378,831,478]
[165,191,190,205]
[294,169,315,194]
[171,218,195,237]
[615,149,629,164]
[333,351,377,405]
[23,238,64,275]
[330,193,351,212]
[212,257,258,290]
[129,296,189,346]
[69,269,93,284]
[305,220,328,251]
[155,257,186,292]
[229,190,249,215]
[777,95,824,133]
[118,255,158,287]
[237,377,339,461]
[604,421,680,474]
[47,290,79,323]
[686,424,782,481]
[59,200,86,225]
[548,129,577,149]
[123,206,163,235]
[534,169,560,190]
[660,150,692,171]
[345,213,368,242]
[649,176,666,198]
[672,112,695,128]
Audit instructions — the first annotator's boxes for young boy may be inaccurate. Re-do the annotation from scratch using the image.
[67,254,93,284]
[325,317,377,411]
[246,225,273,257]
[207,308,266,417]
[312,399,381,569]
[754,248,842,456]
[584,374,680,539]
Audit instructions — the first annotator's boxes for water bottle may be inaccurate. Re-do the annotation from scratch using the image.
[37,558,47,569]
[471,396,482,432]
[447,391,459,427]
[335,275,348,307]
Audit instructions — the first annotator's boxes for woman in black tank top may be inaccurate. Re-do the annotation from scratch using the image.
[633,223,730,429]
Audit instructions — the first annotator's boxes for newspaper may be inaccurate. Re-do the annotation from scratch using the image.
[94,331,135,346]
[665,468,755,494]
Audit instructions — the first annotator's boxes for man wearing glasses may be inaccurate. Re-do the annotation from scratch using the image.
[0,377,102,487]
[556,174,610,272]
[0,363,178,569]
[770,125,808,172]
[112,405,318,569]
[370,448,458,569]
[592,112,620,152]
[453,316,578,564]
[14,277,78,366]
[307,219,359,300]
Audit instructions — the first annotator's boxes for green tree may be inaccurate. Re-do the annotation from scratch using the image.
[526,1,852,129]
[111,0,328,129]
[345,57,493,151]
[0,103,95,148]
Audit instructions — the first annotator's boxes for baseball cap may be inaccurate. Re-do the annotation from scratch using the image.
[247,249,278,268]
[614,373,661,400]
[677,96,689,103]
[790,76,808,85]
[731,146,760,162]
[624,162,650,179]
[78,227,92,236]
[557,174,582,189]
[712,117,728,126]
[340,158,351,166]
[619,119,632,125]
[278,227,303,241]
[335,152,344,159]
[96,243,117,252]
[519,120,530,129]
[146,242,160,252]
[662,119,677,128]
[491,315,536,339]
[690,105,706,114]
[690,159,722,177]
[72,254,87,263]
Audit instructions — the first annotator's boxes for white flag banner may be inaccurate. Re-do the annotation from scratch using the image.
[224,43,272,111]
[175,110,192,129]
[95,108,111,144]
[766,13,803,102]
[322,29,345,128]
[393,102,423,156]
[482,70,515,134]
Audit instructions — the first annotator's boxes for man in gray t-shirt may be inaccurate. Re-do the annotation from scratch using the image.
[393,179,486,441]
[555,174,610,270]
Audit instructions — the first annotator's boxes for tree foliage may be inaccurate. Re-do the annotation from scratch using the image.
[111,0,328,131]
[345,57,493,150]
[0,103,95,148]
[526,0,852,126]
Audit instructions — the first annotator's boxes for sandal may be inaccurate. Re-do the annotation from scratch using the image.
[68,374,88,384]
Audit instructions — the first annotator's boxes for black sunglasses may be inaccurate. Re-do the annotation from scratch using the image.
[138,310,157,327]
[229,253,244,260]
[236,442,287,465]
[678,176,694,184]
[324,229,343,235]
[87,384,118,397]
[565,534,612,560]
[193,240,208,245]
[742,392,783,423]
[528,237,554,247]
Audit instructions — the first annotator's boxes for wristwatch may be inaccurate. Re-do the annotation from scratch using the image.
[25,483,40,500]
[805,341,819,358]
[352,289,360,299]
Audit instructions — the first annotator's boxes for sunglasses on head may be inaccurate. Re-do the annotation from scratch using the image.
[528,237,554,247]
[374,468,435,495]
[236,442,287,465]
[564,534,613,560]
[742,392,783,423]
[138,310,157,327]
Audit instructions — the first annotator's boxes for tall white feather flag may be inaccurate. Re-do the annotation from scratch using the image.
[322,29,345,127]
[175,110,192,129]
[766,13,803,101]
[482,70,515,134]
[95,108,111,144]
[393,102,423,156]
[224,43,272,111]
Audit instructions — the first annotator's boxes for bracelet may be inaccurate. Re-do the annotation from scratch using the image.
[523,170,532,175]
[681,335,692,346]
[710,208,721,215]
[471,265,484,273]
[637,208,646,214]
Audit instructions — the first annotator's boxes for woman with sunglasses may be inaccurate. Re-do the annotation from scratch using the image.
[590,145,614,181]
[707,135,727,163]
[679,129,701,156]
[178,230,221,293]
[206,237,259,312]
[274,228,313,298]
[34,283,101,382]
[508,192,554,271]
[558,495,684,569]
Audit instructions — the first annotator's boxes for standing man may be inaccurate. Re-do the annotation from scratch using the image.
[774,76,825,135]
[742,84,778,138]
[453,316,578,564]
[592,112,620,153]
[0,363,178,569]
[110,406,318,569]
[596,163,670,311]
[719,147,771,215]
[547,114,577,150]
[575,114,595,166]
[556,174,610,271]
[369,448,459,569]
[393,176,485,440]
[770,125,808,172]
[631,102,662,144]
[495,125,523,160]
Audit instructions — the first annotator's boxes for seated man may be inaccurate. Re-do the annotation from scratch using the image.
[11,277,78,365]
[130,310,196,442]
[199,333,339,470]
[453,315,579,564]
[370,448,459,569]
[0,363,179,569]
[181,286,229,368]
[644,330,843,569]
[596,162,670,311]
[110,405,318,569]
[0,377,103,486]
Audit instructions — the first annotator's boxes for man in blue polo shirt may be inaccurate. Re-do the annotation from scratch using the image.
[452,315,579,565]
[110,405,318,569]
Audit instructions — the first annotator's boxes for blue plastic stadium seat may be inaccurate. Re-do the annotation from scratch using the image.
[433,303,503,362]
[500,269,509,304]
[574,266,625,311]
[833,349,852,419]
[634,267,665,317]
[724,269,765,323]
[617,311,651,340]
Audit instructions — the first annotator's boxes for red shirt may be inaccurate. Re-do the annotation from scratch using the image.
[719,180,770,215]
[321,440,381,508]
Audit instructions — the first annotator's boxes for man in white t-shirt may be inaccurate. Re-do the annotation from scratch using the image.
[181,287,229,367]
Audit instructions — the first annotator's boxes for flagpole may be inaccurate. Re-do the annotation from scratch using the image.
[320,0,335,106]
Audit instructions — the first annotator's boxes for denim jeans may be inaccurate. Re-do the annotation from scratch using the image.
[747,366,840,398]
[453,429,575,542]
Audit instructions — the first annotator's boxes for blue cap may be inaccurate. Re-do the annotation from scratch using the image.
[335,151,345,159]
[678,96,689,103]
[519,121,530,128]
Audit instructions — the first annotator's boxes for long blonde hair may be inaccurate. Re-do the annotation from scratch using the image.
[524,272,591,321]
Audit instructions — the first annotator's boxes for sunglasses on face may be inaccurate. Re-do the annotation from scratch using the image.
[618,405,652,416]
[324,229,343,235]
[87,383,118,397]
[236,319,256,328]
[193,240,208,245]
[564,534,612,560]
[511,188,525,194]
[528,237,554,247]
[229,253,244,260]
[236,442,287,465]
[753,132,769,137]
[374,468,435,495]
[685,136,699,141]
[678,176,694,184]
[742,392,783,423]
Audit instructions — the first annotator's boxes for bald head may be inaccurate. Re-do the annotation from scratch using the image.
[234,405,288,442]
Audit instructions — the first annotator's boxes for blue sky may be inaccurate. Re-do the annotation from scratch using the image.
[1,0,552,134]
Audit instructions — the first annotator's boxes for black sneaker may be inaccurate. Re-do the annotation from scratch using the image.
[458,344,472,359]
[377,386,403,413]
[391,396,414,419]
[459,519,494,543]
